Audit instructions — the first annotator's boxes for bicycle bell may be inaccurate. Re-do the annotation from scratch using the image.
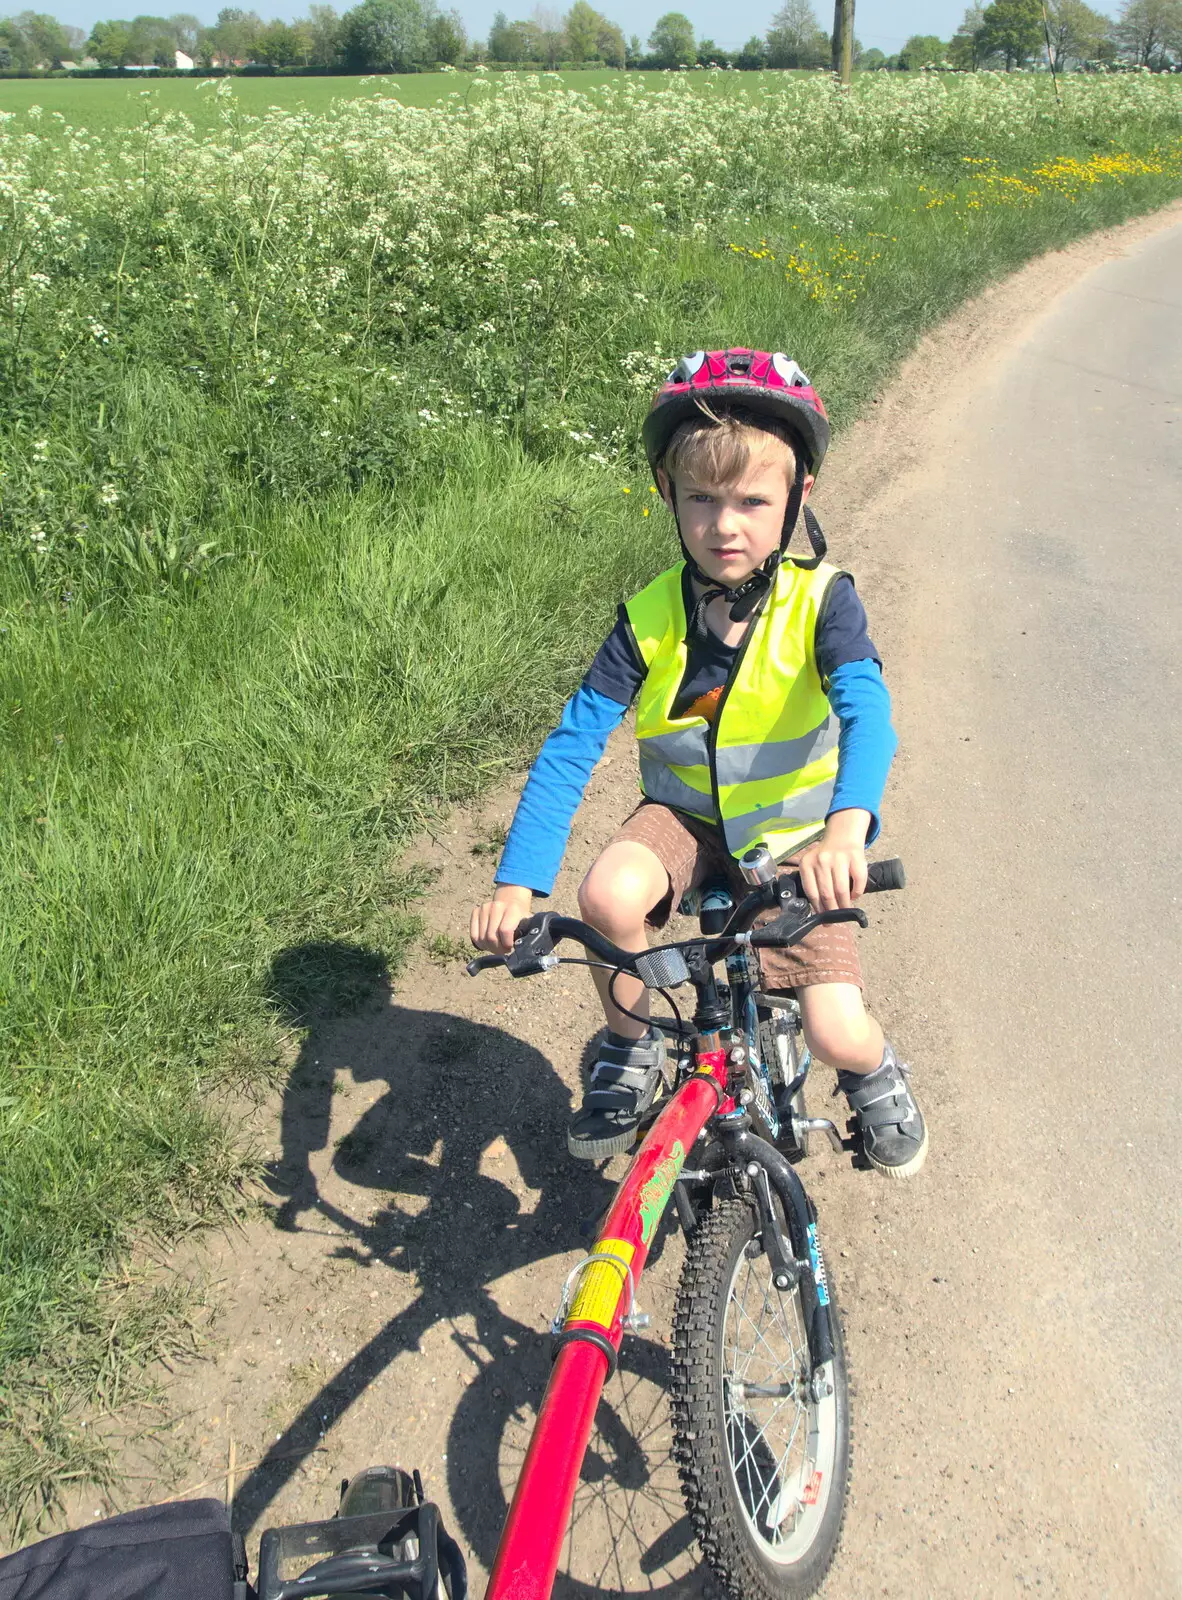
[739,845,776,886]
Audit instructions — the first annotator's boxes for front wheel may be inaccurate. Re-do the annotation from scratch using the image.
[669,1197,850,1600]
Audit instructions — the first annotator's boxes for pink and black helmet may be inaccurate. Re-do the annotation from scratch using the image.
[642,348,831,479]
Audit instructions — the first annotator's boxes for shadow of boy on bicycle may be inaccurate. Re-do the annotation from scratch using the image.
[241,942,633,1548]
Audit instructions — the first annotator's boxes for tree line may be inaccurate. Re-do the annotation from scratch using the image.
[2,0,1179,75]
[889,0,1182,72]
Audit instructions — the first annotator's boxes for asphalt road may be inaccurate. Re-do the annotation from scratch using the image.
[828,216,1182,1596]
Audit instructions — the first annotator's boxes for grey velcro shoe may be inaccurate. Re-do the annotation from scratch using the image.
[839,1045,928,1178]
[568,1030,666,1161]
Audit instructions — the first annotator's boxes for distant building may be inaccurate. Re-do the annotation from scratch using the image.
[175,50,194,69]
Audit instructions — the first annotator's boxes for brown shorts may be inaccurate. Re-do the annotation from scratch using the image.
[609,800,863,992]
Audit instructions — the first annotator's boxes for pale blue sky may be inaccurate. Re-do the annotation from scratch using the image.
[43,1,975,55]
[463,1,970,54]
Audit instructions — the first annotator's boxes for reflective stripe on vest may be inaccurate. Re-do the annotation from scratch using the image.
[626,559,842,861]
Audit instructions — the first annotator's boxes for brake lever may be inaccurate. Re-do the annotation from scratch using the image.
[465,953,505,977]
[503,912,560,976]
[816,906,868,928]
[466,915,559,978]
[748,905,867,949]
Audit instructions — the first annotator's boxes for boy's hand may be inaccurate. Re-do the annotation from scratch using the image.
[471,883,534,955]
[794,809,872,912]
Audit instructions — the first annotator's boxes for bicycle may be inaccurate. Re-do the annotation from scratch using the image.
[253,845,902,1600]
[463,842,906,1600]
[1,848,902,1600]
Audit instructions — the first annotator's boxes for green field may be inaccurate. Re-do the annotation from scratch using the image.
[3,68,1182,1530]
[0,66,789,128]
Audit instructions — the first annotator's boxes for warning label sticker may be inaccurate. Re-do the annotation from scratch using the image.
[567,1238,637,1330]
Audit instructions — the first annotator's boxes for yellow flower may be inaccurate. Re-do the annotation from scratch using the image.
[642,508,650,516]
[621,486,630,493]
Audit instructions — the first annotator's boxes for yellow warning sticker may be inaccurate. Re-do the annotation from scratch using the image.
[567,1238,637,1330]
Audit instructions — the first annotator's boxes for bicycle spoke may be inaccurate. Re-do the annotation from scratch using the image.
[714,1230,839,1562]
[726,1392,793,1485]
[748,1406,806,1531]
[727,1288,797,1381]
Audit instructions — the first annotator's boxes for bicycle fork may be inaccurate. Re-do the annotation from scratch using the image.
[725,1129,835,1370]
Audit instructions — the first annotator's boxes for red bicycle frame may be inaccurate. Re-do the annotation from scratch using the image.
[485,1045,734,1600]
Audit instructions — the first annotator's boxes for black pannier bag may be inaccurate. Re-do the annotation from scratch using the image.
[0,1498,245,1600]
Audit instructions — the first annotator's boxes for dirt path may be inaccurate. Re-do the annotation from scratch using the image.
[59,199,1182,1597]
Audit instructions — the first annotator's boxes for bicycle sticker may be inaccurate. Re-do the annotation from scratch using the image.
[639,1139,686,1245]
[806,1222,830,1307]
[568,1238,636,1330]
[802,1469,824,1506]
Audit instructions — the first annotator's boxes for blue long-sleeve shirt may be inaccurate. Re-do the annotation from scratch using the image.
[495,655,897,897]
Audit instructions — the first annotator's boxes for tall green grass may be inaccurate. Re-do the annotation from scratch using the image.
[2,72,1182,1526]
[0,438,677,1529]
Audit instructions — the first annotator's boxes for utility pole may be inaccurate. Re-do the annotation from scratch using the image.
[832,0,854,83]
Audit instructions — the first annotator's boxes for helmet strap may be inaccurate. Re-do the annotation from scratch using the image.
[793,505,828,569]
[781,454,828,569]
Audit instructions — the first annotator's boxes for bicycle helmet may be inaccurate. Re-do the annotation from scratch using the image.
[642,349,831,627]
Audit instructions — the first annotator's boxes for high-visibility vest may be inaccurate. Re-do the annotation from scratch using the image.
[625,559,843,861]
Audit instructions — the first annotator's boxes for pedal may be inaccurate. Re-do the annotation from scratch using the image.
[843,1114,871,1169]
[635,1096,667,1135]
[793,1116,852,1156]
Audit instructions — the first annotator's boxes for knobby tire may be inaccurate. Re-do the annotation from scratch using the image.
[669,1197,851,1600]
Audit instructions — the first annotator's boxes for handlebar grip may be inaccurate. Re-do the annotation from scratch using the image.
[864,858,905,893]
[466,952,506,977]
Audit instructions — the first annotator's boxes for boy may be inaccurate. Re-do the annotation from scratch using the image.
[471,349,927,1177]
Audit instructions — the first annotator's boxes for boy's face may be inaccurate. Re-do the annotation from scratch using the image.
[657,455,814,588]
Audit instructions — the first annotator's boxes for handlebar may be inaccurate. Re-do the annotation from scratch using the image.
[863,857,906,893]
[467,859,905,981]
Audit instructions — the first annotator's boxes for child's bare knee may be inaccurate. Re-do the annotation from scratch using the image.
[578,864,648,928]
[578,845,666,932]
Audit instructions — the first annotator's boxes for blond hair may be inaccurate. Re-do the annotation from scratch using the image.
[662,403,798,487]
